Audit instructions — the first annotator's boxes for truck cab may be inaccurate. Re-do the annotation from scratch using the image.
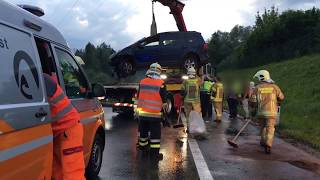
[104,63,214,118]
[0,2,106,179]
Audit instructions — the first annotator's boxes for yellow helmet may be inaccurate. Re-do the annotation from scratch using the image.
[253,70,270,82]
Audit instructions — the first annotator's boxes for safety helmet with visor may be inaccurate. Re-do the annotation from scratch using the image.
[187,67,196,79]
[253,70,271,82]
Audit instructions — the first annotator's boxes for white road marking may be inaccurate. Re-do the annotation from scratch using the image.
[188,138,214,180]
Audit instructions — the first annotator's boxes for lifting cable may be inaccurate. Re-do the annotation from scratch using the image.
[150,1,158,36]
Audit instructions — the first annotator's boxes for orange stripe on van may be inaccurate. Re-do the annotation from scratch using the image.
[0,141,53,180]
[0,124,52,150]
[0,120,14,133]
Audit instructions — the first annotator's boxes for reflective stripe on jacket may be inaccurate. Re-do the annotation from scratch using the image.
[211,82,224,102]
[183,78,200,103]
[46,76,80,136]
[201,81,213,93]
[250,83,284,118]
[137,78,164,117]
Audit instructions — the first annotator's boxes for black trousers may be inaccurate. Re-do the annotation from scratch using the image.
[200,91,212,119]
[138,117,161,153]
[227,98,238,118]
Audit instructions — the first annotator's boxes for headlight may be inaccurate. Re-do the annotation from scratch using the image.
[160,74,167,80]
[182,75,189,80]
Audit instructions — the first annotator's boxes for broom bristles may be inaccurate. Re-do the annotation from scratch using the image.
[227,140,238,148]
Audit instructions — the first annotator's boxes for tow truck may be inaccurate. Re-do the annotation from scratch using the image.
[104,0,213,116]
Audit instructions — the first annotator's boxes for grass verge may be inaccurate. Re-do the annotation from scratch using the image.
[220,54,320,149]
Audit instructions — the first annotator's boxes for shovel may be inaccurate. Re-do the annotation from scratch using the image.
[227,119,251,148]
[173,106,185,129]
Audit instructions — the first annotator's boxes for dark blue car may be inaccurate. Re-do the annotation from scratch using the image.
[110,31,209,77]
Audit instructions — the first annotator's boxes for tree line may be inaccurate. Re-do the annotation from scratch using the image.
[75,42,116,84]
[75,7,320,84]
[208,7,320,70]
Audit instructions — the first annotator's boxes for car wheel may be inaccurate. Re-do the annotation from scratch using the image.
[165,93,176,117]
[183,54,198,70]
[85,134,104,179]
[117,58,135,77]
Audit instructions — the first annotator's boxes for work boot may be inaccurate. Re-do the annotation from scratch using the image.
[176,139,184,147]
[214,119,221,123]
[155,153,163,161]
[260,141,266,147]
[138,144,149,153]
[265,146,271,154]
[150,149,163,161]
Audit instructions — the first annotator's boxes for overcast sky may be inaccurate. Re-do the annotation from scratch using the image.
[7,0,320,50]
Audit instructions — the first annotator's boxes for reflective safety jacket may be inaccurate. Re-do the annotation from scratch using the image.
[201,80,213,93]
[182,78,201,103]
[44,74,80,136]
[137,78,164,118]
[211,82,224,102]
[250,82,284,118]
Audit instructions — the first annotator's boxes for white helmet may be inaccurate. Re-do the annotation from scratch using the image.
[253,70,271,82]
[147,62,162,78]
[149,62,162,71]
[249,81,255,87]
[145,69,152,76]
[187,67,196,78]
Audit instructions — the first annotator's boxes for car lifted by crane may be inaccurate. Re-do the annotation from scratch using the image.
[105,0,213,117]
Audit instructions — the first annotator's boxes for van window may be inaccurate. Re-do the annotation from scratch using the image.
[0,23,43,105]
[35,38,57,74]
[55,48,88,99]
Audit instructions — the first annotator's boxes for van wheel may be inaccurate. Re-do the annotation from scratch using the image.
[85,134,104,179]
[117,58,135,78]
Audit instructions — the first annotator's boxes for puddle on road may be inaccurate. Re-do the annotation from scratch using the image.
[227,139,320,175]
[287,160,320,175]
[228,142,283,161]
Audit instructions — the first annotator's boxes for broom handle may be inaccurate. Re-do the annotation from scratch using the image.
[232,119,251,141]
[177,106,184,124]
[177,107,181,123]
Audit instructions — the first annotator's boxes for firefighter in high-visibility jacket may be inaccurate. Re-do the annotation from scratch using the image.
[43,74,86,180]
[181,67,202,127]
[137,63,167,160]
[210,76,224,122]
[200,75,214,121]
[250,70,285,154]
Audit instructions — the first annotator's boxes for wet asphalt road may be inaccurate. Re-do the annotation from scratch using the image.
[98,108,198,180]
[98,108,320,180]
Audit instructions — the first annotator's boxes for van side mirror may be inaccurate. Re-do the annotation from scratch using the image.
[91,83,106,98]
[137,44,144,49]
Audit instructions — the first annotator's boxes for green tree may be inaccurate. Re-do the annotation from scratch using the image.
[76,42,117,85]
